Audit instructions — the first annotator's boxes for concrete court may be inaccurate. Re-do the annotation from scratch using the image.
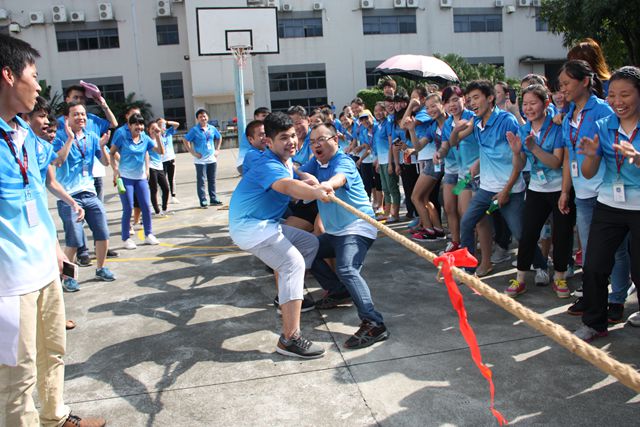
[49,148,640,427]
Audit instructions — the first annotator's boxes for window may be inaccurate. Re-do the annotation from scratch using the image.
[56,27,119,52]
[363,15,416,35]
[535,12,549,32]
[278,18,323,38]
[161,79,184,100]
[453,8,502,33]
[161,72,186,129]
[156,18,179,45]
[269,71,326,93]
[61,76,125,113]
[268,64,328,113]
[365,61,383,88]
[271,98,328,113]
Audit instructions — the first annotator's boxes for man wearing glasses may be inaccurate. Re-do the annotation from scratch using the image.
[298,122,389,349]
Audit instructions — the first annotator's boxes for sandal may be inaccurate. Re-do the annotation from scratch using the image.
[66,320,76,330]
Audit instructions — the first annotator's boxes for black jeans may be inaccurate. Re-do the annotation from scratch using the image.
[149,168,170,213]
[400,163,419,217]
[516,190,576,272]
[582,203,639,331]
[163,159,176,197]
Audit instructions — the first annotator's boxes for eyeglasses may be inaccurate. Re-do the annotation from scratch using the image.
[309,135,336,146]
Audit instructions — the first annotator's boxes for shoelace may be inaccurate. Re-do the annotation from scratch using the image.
[507,279,521,290]
[291,336,312,350]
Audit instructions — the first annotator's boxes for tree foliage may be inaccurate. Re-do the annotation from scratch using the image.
[110,92,154,124]
[356,88,385,112]
[539,0,640,67]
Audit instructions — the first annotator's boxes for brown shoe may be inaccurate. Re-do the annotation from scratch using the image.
[63,413,106,427]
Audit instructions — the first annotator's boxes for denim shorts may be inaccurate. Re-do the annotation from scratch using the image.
[57,191,110,247]
[442,173,458,185]
[419,159,444,179]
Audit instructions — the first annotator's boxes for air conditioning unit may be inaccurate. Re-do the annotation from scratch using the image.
[29,11,45,24]
[281,3,293,12]
[51,5,67,23]
[518,0,531,6]
[0,9,8,20]
[394,0,407,7]
[98,3,114,20]
[266,0,279,8]
[406,0,419,7]
[70,11,85,22]
[312,2,324,11]
[495,0,504,7]
[531,0,542,6]
[361,0,375,9]
[440,0,453,8]
[157,0,171,16]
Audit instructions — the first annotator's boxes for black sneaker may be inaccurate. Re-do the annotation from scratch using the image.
[315,291,352,309]
[211,200,223,206]
[106,249,119,258]
[274,295,315,313]
[344,320,390,349]
[276,333,325,359]
[77,255,92,267]
[607,303,624,324]
[567,297,586,316]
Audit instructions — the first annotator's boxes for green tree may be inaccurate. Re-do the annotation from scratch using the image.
[539,0,640,67]
[356,88,385,111]
[38,80,64,114]
[110,92,153,124]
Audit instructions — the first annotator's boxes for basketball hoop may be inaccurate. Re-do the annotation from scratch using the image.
[230,44,252,68]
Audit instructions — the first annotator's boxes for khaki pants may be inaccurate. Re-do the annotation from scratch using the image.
[0,279,70,427]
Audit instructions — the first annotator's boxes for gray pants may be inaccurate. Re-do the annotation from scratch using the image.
[249,225,319,304]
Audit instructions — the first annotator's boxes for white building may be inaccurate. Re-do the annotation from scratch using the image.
[0,0,566,128]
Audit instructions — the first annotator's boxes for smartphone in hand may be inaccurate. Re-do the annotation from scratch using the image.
[62,261,78,280]
[508,88,517,104]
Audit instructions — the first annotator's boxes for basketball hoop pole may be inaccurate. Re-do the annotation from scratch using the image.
[232,51,247,149]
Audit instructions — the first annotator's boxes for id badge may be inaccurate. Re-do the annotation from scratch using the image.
[25,199,40,228]
[536,169,548,184]
[434,162,442,173]
[570,160,579,177]
[613,181,626,203]
[82,163,89,177]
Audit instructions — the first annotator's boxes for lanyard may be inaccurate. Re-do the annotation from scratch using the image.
[534,122,554,148]
[569,110,586,150]
[1,129,29,186]
[201,126,211,141]
[74,134,86,159]
[614,128,639,174]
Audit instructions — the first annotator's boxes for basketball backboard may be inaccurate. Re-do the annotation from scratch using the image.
[196,7,279,56]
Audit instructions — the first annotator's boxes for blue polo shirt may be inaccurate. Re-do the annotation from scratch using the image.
[161,126,177,162]
[229,148,294,250]
[0,116,58,296]
[473,107,524,193]
[149,147,163,170]
[35,137,57,183]
[241,145,263,174]
[375,118,391,165]
[56,112,110,142]
[359,124,376,164]
[112,130,156,180]
[443,109,478,179]
[595,115,640,210]
[300,149,376,238]
[185,124,221,165]
[562,95,613,199]
[237,132,251,167]
[519,113,564,192]
[416,117,442,162]
[292,132,312,165]
[53,130,102,195]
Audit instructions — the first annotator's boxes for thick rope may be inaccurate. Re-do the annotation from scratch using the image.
[328,194,640,393]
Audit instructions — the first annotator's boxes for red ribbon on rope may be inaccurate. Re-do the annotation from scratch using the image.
[433,248,508,426]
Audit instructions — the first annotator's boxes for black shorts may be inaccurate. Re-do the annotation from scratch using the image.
[286,200,318,225]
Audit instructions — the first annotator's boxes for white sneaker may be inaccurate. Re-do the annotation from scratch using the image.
[153,211,166,218]
[133,223,143,231]
[144,234,159,245]
[627,311,640,327]
[534,268,550,286]
[123,238,137,250]
[129,228,134,236]
[491,246,511,264]
[170,197,180,204]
